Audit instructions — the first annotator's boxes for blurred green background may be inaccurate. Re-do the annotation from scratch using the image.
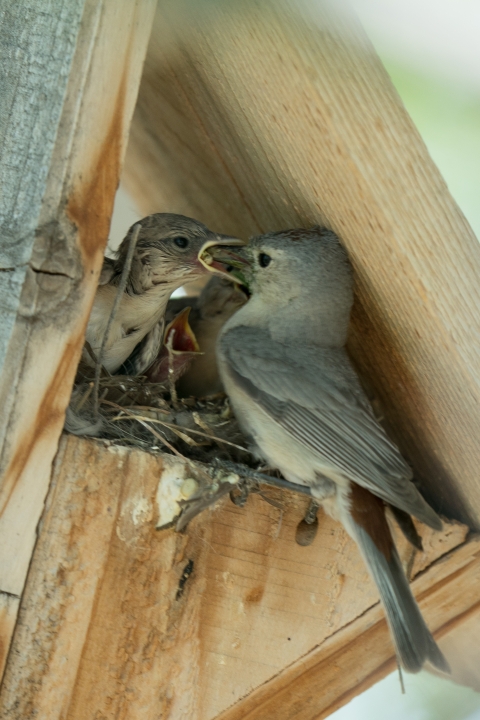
[385,61,480,239]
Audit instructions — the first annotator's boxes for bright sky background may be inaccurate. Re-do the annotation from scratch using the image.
[351,0,480,93]
[351,0,480,239]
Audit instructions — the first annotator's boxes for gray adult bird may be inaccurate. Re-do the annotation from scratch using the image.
[84,213,243,376]
[217,227,449,674]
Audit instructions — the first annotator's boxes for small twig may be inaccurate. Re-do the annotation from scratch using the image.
[166,329,179,408]
[99,400,212,482]
[133,417,185,457]
[213,459,313,497]
[84,341,99,365]
[192,412,214,435]
[93,222,141,419]
[127,404,171,415]
[110,413,213,448]
[192,411,225,451]
[74,383,93,412]
[101,400,249,452]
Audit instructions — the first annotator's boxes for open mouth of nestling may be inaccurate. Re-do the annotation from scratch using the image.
[164,306,200,354]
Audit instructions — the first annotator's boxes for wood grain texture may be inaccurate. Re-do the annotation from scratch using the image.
[0,436,468,720]
[0,0,156,679]
[0,0,156,591]
[0,594,19,681]
[216,539,480,720]
[124,0,480,528]
[0,0,85,371]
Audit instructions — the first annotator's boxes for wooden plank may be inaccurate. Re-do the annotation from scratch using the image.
[0,437,126,719]
[0,0,156,606]
[124,0,480,528]
[0,436,469,719]
[0,594,19,681]
[216,539,480,720]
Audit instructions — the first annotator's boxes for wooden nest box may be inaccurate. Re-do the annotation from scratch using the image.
[1,2,480,718]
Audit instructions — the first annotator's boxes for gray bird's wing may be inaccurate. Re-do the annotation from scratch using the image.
[220,326,441,529]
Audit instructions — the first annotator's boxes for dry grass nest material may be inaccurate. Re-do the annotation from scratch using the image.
[72,361,250,464]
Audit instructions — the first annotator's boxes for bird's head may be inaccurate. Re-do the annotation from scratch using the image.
[236,227,354,346]
[115,213,245,294]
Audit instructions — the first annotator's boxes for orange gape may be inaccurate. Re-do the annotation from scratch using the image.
[146,308,200,384]
[163,308,200,353]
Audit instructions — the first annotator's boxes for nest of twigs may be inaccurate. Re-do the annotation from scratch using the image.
[71,360,250,465]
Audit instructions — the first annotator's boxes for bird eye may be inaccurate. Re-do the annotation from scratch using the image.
[258,253,271,268]
[173,236,189,249]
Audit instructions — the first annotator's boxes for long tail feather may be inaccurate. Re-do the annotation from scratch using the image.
[353,522,449,672]
[343,484,449,673]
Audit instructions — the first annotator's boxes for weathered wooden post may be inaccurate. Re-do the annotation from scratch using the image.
[0,0,156,679]
[1,1,479,718]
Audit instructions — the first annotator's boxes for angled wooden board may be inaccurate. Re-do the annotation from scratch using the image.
[124,0,480,529]
[0,0,156,678]
[216,540,480,720]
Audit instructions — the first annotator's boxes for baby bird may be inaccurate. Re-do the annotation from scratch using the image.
[84,213,243,376]
[165,276,248,397]
[145,306,201,384]
[217,227,449,674]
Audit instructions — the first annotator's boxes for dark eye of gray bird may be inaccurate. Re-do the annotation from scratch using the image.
[258,252,271,268]
[217,225,450,675]
[173,236,189,249]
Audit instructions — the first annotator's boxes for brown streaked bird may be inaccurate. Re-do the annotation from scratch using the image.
[217,227,449,674]
[84,213,244,376]
[164,276,248,397]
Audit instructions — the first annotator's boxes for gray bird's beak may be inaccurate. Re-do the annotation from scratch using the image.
[199,236,252,285]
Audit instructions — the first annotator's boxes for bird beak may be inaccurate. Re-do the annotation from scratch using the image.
[164,307,200,353]
[199,236,252,283]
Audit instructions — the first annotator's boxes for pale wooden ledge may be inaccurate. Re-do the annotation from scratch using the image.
[216,539,480,720]
[0,436,472,720]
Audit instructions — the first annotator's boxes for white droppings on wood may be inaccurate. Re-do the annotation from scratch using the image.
[155,457,189,528]
[180,477,199,499]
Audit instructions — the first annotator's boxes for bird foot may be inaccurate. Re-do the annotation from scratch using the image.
[295,500,320,547]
